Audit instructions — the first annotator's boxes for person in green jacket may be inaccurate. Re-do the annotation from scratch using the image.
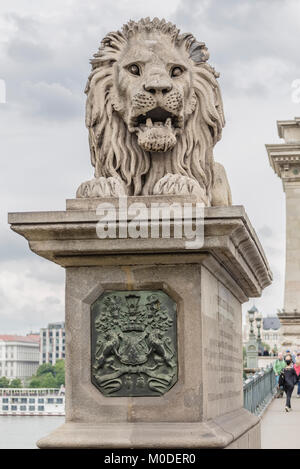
[273,352,286,397]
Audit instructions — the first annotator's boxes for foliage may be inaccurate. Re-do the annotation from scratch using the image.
[53,360,65,387]
[0,377,23,388]
[29,360,65,388]
[10,379,22,388]
[36,363,54,376]
[0,377,10,388]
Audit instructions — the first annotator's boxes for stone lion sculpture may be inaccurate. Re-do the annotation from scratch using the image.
[76,17,232,206]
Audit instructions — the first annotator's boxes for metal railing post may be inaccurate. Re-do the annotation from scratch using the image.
[243,364,276,416]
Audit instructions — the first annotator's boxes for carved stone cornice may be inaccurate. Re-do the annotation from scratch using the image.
[277,117,300,140]
[266,143,300,184]
[8,200,272,301]
[266,117,300,186]
[277,311,300,324]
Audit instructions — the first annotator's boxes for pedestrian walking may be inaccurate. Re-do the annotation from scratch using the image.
[293,352,300,398]
[284,349,296,363]
[273,352,286,397]
[279,354,298,412]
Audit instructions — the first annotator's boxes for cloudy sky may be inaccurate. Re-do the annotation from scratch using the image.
[0,0,299,334]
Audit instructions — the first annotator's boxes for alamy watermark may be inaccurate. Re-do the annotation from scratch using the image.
[291,79,300,104]
[0,79,6,104]
[95,196,205,249]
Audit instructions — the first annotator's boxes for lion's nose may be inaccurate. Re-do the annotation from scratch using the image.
[144,79,173,95]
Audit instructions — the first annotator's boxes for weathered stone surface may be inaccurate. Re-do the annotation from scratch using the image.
[8,200,272,300]
[76,17,231,206]
[8,199,271,448]
[37,409,260,449]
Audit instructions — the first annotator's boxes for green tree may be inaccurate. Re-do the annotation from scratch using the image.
[29,360,65,388]
[10,379,22,388]
[29,372,57,388]
[36,363,55,377]
[0,377,10,388]
[40,373,57,388]
[29,377,42,388]
[54,360,65,387]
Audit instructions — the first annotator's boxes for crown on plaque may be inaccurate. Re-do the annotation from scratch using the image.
[120,295,145,332]
[125,295,140,313]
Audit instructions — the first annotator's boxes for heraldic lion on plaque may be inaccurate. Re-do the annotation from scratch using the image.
[91,290,177,397]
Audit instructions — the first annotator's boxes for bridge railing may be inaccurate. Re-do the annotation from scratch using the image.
[243,365,277,415]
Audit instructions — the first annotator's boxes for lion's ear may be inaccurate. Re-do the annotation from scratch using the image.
[189,41,210,64]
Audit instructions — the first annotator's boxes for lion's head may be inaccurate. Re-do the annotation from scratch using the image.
[82,18,226,203]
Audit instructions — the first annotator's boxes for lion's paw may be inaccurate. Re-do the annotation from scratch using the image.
[153,173,207,202]
[76,177,127,198]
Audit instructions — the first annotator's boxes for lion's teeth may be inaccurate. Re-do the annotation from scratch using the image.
[146,118,153,127]
[166,117,172,128]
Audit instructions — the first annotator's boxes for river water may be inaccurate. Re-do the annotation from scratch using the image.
[0,416,65,449]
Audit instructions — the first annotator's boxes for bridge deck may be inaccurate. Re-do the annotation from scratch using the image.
[261,394,300,449]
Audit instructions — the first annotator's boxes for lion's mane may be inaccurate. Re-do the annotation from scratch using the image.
[85,17,225,198]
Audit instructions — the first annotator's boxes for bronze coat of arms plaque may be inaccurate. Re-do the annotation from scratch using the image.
[91,290,178,397]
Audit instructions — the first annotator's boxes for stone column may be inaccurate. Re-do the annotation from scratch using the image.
[8,197,272,449]
[245,306,258,370]
[266,118,300,348]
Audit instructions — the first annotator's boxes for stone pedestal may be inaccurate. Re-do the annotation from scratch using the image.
[8,197,272,449]
[245,338,258,370]
[266,118,300,348]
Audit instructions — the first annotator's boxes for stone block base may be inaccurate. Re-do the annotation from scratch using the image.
[37,408,260,449]
[8,201,270,451]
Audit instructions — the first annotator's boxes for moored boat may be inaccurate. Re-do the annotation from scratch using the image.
[0,387,65,416]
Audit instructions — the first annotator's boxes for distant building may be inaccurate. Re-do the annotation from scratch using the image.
[0,335,40,382]
[243,312,282,353]
[261,316,281,353]
[40,322,65,365]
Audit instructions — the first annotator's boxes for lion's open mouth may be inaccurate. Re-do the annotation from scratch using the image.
[130,107,182,153]
[131,107,182,131]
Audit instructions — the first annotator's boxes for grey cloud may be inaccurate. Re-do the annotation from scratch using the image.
[0,258,64,287]
[6,38,52,63]
[22,81,84,120]
[0,235,31,262]
[41,296,61,306]
[173,0,299,60]
[24,260,64,286]
[258,226,273,238]
[172,0,300,98]
[261,243,285,258]
[4,11,41,36]
[0,259,64,334]
[0,301,64,334]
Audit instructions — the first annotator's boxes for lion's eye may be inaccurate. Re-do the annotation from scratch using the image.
[171,66,183,77]
[128,64,140,76]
